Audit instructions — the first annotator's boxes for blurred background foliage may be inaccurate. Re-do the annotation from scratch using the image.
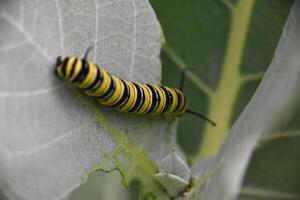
[151,0,293,158]
[71,1,299,199]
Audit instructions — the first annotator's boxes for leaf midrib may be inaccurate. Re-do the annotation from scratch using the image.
[192,0,256,163]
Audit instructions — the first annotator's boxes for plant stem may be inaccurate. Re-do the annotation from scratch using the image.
[240,186,300,199]
[192,0,256,163]
[241,72,265,84]
[261,130,300,142]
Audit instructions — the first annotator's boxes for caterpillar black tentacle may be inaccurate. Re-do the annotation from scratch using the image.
[55,48,216,126]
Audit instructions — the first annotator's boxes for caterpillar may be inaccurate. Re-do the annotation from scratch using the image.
[55,47,216,126]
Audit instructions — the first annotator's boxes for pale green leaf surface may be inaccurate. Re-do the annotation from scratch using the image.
[154,150,191,197]
[70,171,130,200]
[157,150,191,182]
[0,0,175,199]
[154,174,188,198]
[189,2,300,200]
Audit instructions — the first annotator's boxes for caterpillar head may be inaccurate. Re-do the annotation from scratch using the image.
[54,56,65,78]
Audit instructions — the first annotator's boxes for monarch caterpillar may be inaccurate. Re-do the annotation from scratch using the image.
[55,47,216,126]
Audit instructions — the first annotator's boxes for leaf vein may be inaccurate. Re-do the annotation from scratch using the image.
[128,0,137,80]
[1,13,52,61]
[54,0,65,55]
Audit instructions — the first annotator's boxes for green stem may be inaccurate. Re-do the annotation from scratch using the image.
[240,186,300,199]
[261,130,300,142]
[192,0,256,163]
[219,0,235,11]
[241,72,265,84]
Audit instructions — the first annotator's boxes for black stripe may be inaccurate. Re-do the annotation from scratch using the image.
[84,66,100,90]
[61,57,69,77]
[134,83,145,112]
[67,58,78,80]
[87,66,104,93]
[146,84,160,114]
[128,83,144,112]
[111,80,129,108]
[174,90,183,112]
[177,94,187,113]
[120,82,135,111]
[161,87,172,113]
[96,75,115,99]
[72,59,89,84]
[156,86,166,114]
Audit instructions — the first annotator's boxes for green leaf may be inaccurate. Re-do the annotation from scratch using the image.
[2,0,299,199]
[154,150,191,197]
[0,0,173,199]
[239,134,300,200]
[150,0,293,159]
[196,3,300,198]
[151,0,299,200]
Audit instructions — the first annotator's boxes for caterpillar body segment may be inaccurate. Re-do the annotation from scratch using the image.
[55,56,188,116]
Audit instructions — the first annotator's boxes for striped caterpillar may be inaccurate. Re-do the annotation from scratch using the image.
[55,47,216,126]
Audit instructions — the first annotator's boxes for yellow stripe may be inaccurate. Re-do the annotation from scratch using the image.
[102,76,124,105]
[77,61,97,89]
[177,103,187,115]
[174,89,185,113]
[85,62,98,90]
[87,69,110,97]
[174,89,187,115]
[56,66,64,78]
[69,58,82,82]
[164,87,178,114]
[139,84,152,113]
[65,56,76,80]
[120,81,137,112]
[151,85,166,114]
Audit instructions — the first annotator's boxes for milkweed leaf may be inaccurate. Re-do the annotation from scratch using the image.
[0,0,174,199]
